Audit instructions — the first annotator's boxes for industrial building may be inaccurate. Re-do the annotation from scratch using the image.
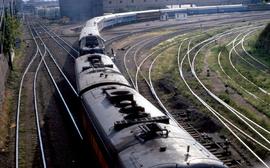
[58,0,103,21]
[59,0,261,21]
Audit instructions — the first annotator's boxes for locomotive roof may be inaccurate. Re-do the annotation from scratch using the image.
[75,54,130,93]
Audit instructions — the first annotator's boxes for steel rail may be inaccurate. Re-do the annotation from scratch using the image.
[149,25,270,147]
[232,26,265,71]
[31,24,83,140]
[146,30,229,134]
[123,38,153,88]
[217,28,270,105]
[179,33,270,168]
[217,50,270,136]
[33,24,79,97]
[217,51,263,101]
[135,26,224,98]
[39,23,79,55]
[135,40,180,92]
[228,29,270,96]
[135,25,226,93]
[133,36,160,69]
[189,27,270,146]
[38,24,76,59]
[216,27,270,108]
[177,25,270,138]
[30,24,48,168]
[176,40,268,151]
[186,26,270,166]
[241,27,269,69]
[147,38,189,131]
[15,23,46,168]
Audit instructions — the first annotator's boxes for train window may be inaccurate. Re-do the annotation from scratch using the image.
[85,36,98,48]
[85,36,99,48]
[87,49,104,54]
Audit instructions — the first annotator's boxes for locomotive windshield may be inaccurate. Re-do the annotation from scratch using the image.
[86,36,99,47]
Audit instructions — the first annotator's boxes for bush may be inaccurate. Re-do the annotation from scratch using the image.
[255,23,270,55]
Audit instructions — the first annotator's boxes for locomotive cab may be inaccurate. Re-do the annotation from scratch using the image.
[79,34,105,55]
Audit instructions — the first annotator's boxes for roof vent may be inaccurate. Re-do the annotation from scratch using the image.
[103,87,170,131]
[135,123,169,143]
[105,89,134,104]
[114,116,170,130]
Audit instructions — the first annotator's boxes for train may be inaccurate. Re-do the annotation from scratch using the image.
[75,4,262,168]
[75,53,227,168]
[79,4,270,54]
[35,7,60,20]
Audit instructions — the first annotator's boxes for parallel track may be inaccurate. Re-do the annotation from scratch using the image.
[15,23,46,168]
[178,25,270,167]
[120,19,270,167]
[120,26,243,167]
[15,20,84,168]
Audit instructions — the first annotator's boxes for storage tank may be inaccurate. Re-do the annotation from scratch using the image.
[58,0,103,21]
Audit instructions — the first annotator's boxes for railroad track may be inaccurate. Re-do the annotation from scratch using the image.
[217,27,270,106]
[241,28,269,70]
[39,23,79,60]
[105,12,270,167]
[15,19,89,167]
[178,24,270,167]
[15,23,47,168]
[146,32,247,167]
[119,25,244,167]
[124,24,270,167]
[32,24,81,132]
[177,29,252,168]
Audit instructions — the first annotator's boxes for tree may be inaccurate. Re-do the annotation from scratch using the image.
[1,10,21,70]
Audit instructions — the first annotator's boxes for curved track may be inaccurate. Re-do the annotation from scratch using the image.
[111,12,270,167]
[177,25,270,167]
